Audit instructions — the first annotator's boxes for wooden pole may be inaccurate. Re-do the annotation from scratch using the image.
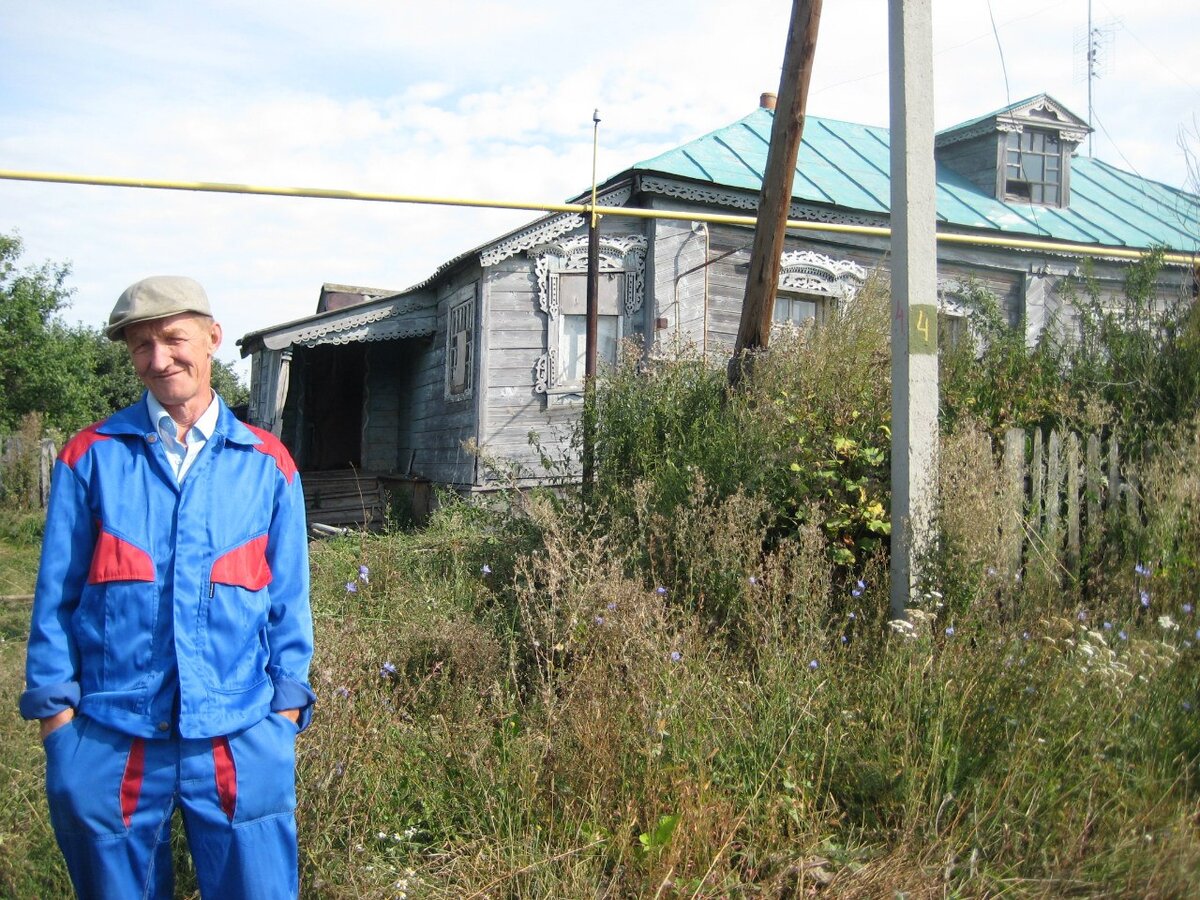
[582,110,601,503]
[728,0,822,386]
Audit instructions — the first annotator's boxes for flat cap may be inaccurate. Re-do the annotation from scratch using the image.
[107,276,213,341]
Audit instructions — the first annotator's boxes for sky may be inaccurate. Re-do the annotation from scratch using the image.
[2,0,1197,379]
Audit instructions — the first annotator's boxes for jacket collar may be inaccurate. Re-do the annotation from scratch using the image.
[97,392,262,448]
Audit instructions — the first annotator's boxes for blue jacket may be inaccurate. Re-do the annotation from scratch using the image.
[20,395,315,739]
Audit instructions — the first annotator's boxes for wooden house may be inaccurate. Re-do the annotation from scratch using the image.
[238,93,1200,525]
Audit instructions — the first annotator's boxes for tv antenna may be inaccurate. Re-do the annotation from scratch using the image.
[1074,1,1116,157]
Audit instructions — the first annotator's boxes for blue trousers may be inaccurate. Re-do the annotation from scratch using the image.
[43,713,300,900]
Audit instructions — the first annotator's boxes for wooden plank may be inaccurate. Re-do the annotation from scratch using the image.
[1046,429,1062,541]
[1002,428,1026,578]
[1066,431,1081,572]
[1106,432,1121,523]
[1086,432,1102,536]
[1030,428,1045,535]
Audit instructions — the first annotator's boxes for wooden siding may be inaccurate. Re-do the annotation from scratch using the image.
[476,219,648,485]
[936,132,1002,198]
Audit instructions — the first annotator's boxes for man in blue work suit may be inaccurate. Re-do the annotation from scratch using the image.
[20,276,315,899]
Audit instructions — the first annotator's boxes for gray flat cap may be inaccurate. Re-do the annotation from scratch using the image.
[107,276,213,341]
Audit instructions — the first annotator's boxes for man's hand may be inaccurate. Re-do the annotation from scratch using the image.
[39,708,75,741]
[277,708,300,724]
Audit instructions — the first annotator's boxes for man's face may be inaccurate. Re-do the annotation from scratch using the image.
[125,313,223,410]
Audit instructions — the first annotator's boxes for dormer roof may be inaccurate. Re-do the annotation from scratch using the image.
[936,93,1091,149]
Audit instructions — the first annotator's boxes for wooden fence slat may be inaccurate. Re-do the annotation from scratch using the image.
[1003,428,1026,578]
[1086,433,1102,540]
[1031,429,1045,534]
[1066,431,1081,571]
[1046,429,1063,542]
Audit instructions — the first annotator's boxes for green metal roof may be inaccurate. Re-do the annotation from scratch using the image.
[632,107,1200,254]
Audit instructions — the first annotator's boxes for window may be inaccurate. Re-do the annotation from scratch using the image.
[938,311,969,352]
[773,293,828,330]
[1005,128,1062,205]
[531,234,646,399]
[446,292,474,398]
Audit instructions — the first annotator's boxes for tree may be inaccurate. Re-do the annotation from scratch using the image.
[0,232,248,435]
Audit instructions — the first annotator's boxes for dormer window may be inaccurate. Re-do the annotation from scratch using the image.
[1004,128,1063,206]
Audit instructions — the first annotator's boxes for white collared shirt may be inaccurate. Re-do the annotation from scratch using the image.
[146,391,219,482]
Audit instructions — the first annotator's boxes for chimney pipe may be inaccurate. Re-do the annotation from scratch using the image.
[759,92,777,110]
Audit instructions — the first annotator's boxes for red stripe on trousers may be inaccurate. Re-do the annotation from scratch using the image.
[212,736,237,821]
[120,738,146,828]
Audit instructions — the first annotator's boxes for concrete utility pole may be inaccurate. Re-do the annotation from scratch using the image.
[887,0,939,621]
[728,0,823,386]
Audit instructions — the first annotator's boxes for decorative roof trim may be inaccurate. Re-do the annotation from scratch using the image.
[261,299,435,350]
[480,184,633,267]
[937,95,1091,148]
[638,176,889,228]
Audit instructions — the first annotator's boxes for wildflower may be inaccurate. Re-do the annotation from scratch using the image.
[748,575,758,585]
[851,579,866,598]
[655,586,668,596]
[380,661,397,677]
[607,601,617,610]
[481,564,492,575]
[1183,701,1194,713]
[669,650,682,663]
[1158,615,1179,631]
[1135,562,1151,577]
[945,625,956,636]
[1195,628,1200,641]
[377,831,387,840]
[358,564,370,582]
[1119,630,1129,641]
[848,611,857,620]
[808,659,819,670]
[987,566,997,577]
[594,615,605,626]
[1103,621,1113,630]
[1077,610,1088,622]
[1183,603,1194,615]
[1022,631,1031,641]
[345,581,358,594]
[840,635,848,644]
[334,685,350,699]
[1140,589,1151,608]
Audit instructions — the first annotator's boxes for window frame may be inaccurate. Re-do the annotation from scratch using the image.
[1004,127,1064,206]
[444,287,476,401]
[531,234,646,401]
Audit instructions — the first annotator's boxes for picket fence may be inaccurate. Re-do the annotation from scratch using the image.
[1000,426,1137,575]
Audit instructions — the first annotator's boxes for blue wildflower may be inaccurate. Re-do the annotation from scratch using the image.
[669,651,682,663]
[481,564,492,575]
[1135,562,1151,577]
[607,601,617,611]
[840,635,848,644]
[345,581,358,594]
[358,564,369,583]
[1103,621,1113,630]
[1077,610,1088,622]
[851,579,866,598]
[808,659,819,670]
[594,616,605,626]
[1183,603,1194,615]
[748,575,758,585]
[655,586,668,596]
[945,625,956,636]
[1140,589,1151,608]
[1119,630,1129,641]
[334,686,350,699]
[380,661,397,677]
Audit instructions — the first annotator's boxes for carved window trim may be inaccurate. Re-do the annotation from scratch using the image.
[530,234,647,400]
[444,285,476,401]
